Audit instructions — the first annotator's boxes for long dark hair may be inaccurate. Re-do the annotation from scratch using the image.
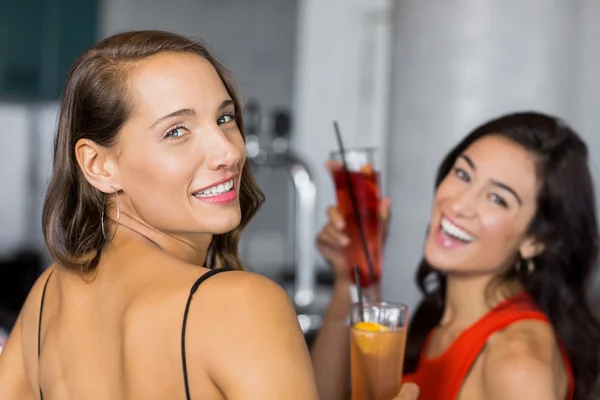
[42,30,264,273]
[404,111,600,399]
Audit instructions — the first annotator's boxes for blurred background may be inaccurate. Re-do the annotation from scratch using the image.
[2,0,600,346]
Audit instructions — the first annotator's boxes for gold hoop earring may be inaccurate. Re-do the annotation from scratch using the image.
[515,257,535,275]
[526,258,535,274]
[101,189,120,242]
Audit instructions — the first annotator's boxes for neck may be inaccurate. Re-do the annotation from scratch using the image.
[105,209,212,266]
[440,272,522,329]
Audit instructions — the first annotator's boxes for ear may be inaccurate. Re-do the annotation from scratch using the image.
[519,236,545,260]
[74,138,121,194]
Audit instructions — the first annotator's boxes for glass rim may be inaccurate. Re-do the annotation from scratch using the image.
[329,146,378,158]
[350,301,408,311]
[351,325,406,333]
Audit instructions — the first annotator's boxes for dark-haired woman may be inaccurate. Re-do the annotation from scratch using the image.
[312,111,600,400]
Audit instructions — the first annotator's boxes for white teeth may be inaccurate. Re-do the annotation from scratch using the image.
[440,218,475,243]
[194,179,234,197]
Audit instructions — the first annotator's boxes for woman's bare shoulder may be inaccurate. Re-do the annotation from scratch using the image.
[125,264,291,322]
[178,270,318,399]
[481,320,567,399]
[16,265,56,345]
[121,260,291,337]
[488,319,561,364]
[0,265,56,398]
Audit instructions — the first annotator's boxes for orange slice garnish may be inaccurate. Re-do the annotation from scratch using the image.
[354,321,390,332]
[352,322,394,354]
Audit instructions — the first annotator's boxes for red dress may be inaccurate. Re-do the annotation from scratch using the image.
[402,293,575,399]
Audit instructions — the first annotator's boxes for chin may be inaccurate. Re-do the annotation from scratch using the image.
[423,252,448,273]
[423,238,459,273]
[424,244,499,278]
[204,213,242,235]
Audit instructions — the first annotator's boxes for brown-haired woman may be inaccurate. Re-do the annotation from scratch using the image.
[0,30,318,399]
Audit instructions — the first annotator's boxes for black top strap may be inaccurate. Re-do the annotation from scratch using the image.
[38,268,54,400]
[181,268,233,400]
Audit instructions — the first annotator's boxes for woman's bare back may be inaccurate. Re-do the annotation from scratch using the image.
[0,236,317,399]
[18,239,220,398]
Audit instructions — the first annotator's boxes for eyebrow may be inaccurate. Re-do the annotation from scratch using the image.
[458,154,523,205]
[149,108,195,129]
[219,99,235,110]
[148,99,235,130]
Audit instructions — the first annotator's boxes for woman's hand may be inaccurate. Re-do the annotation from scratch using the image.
[391,383,420,400]
[315,204,353,280]
[315,197,391,283]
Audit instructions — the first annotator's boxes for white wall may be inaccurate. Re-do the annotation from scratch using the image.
[0,103,58,257]
[576,0,600,298]
[0,105,32,255]
[291,0,395,269]
[100,0,298,114]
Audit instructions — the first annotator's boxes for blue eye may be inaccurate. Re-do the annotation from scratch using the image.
[164,125,188,140]
[217,113,235,125]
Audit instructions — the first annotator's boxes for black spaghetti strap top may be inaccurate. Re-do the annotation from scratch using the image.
[37,267,233,400]
[181,267,232,399]
[37,269,54,400]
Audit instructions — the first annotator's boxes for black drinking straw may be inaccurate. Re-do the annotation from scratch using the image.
[354,265,365,322]
[333,121,376,284]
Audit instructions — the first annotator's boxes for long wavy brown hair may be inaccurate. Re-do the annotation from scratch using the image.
[42,30,264,273]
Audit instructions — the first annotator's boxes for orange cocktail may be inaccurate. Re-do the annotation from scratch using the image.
[350,302,408,400]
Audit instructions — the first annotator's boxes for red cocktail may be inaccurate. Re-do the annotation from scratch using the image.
[330,148,382,287]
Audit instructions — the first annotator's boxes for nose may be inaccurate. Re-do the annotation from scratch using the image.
[203,125,242,170]
[449,187,477,218]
